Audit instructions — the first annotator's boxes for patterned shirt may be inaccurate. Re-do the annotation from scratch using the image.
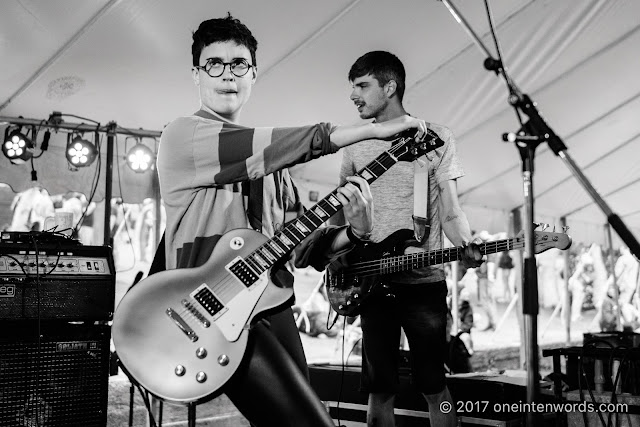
[157,109,338,270]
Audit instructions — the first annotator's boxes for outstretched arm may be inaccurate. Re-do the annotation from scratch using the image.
[330,115,427,147]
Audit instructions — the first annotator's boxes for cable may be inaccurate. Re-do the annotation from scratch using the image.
[72,130,103,234]
[482,0,526,127]
[113,134,137,272]
[580,338,615,427]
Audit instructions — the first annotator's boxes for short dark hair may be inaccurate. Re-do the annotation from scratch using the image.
[348,51,406,101]
[192,13,258,67]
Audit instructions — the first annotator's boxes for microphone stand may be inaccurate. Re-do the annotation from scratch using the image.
[440,1,640,425]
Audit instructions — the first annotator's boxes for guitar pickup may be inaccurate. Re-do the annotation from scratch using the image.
[192,284,227,319]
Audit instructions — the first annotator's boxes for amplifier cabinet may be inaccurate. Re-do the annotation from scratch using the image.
[0,321,111,427]
[0,243,115,321]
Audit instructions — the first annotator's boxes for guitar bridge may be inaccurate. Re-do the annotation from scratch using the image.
[166,308,198,342]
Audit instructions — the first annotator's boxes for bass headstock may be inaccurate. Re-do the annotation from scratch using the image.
[519,228,572,254]
[391,128,445,162]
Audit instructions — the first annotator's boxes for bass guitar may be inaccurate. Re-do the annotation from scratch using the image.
[327,228,572,316]
[112,129,444,403]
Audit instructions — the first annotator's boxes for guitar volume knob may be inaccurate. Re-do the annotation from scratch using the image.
[196,372,207,383]
[218,354,229,366]
[174,365,186,377]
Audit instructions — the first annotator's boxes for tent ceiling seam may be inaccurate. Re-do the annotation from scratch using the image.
[257,0,362,82]
[0,0,122,112]
[459,90,640,200]
[562,176,640,218]
[455,22,640,142]
[405,0,537,97]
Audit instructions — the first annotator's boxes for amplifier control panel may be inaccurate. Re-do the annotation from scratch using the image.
[0,253,111,276]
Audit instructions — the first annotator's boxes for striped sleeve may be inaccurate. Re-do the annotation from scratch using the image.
[191,120,335,185]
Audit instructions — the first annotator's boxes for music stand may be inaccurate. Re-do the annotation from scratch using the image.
[439,1,640,425]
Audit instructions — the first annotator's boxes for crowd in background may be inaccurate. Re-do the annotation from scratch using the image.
[3,188,640,373]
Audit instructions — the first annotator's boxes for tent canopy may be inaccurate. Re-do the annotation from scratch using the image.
[1,0,639,246]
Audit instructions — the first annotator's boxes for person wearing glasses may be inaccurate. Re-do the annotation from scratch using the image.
[156,14,428,426]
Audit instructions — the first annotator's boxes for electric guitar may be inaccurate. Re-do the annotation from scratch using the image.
[112,129,444,404]
[326,228,572,317]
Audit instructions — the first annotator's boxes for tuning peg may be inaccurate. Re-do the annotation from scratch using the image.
[562,225,570,233]
[541,223,550,231]
[415,157,426,167]
[533,222,541,229]
[552,225,556,232]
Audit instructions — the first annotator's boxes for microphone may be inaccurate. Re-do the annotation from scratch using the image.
[502,132,544,143]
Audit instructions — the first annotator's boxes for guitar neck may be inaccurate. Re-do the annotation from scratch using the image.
[244,143,408,276]
[379,237,525,274]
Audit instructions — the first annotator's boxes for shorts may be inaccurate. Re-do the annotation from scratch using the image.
[360,281,448,395]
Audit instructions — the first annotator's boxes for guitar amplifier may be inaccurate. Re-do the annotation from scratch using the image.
[0,240,115,321]
[0,321,111,427]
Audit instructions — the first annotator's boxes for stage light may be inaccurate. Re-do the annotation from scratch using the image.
[3,126,34,164]
[66,134,97,167]
[126,141,155,173]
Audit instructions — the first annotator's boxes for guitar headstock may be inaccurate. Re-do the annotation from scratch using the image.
[392,128,445,162]
[518,229,572,254]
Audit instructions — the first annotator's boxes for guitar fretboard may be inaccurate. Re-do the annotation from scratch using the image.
[378,238,524,275]
[242,137,418,276]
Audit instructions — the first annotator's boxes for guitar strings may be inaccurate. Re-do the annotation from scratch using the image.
[341,238,525,279]
[243,133,426,271]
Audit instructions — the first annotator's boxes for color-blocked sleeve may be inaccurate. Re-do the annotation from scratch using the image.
[260,122,336,177]
[214,122,336,184]
[162,117,336,187]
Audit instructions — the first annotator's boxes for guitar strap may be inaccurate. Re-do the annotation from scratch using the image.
[412,156,430,242]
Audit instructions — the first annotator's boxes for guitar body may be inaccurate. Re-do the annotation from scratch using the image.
[327,229,415,317]
[112,228,294,404]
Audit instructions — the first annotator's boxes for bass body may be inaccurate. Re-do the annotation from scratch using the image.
[326,229,415,316]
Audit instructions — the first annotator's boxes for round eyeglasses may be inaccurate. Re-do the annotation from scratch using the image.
[195,58,253,78]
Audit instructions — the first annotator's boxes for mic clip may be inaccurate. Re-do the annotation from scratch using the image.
[502,132,549,144]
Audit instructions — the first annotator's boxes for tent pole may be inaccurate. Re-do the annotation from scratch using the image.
[560,217,571,345]
[605,223,622,331]
[104,122,116,246]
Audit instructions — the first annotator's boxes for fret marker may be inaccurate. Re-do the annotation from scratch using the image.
[295,221,310,234]
[328,195,341,207]
[360,170,374,181]
[313,206,328,218]
[254,254,269,269]
[269,242,285,256]
[281,235,294,247]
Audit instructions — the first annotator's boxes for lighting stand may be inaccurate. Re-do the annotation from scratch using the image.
[440,1,640,425]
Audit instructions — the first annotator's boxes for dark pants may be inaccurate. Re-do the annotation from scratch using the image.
[360,281,448,395]
[223,307,335,427]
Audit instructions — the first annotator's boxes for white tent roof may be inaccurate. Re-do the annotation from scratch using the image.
[1,0,639,246]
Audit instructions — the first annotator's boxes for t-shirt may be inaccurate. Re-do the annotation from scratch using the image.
[339,122,464,284]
